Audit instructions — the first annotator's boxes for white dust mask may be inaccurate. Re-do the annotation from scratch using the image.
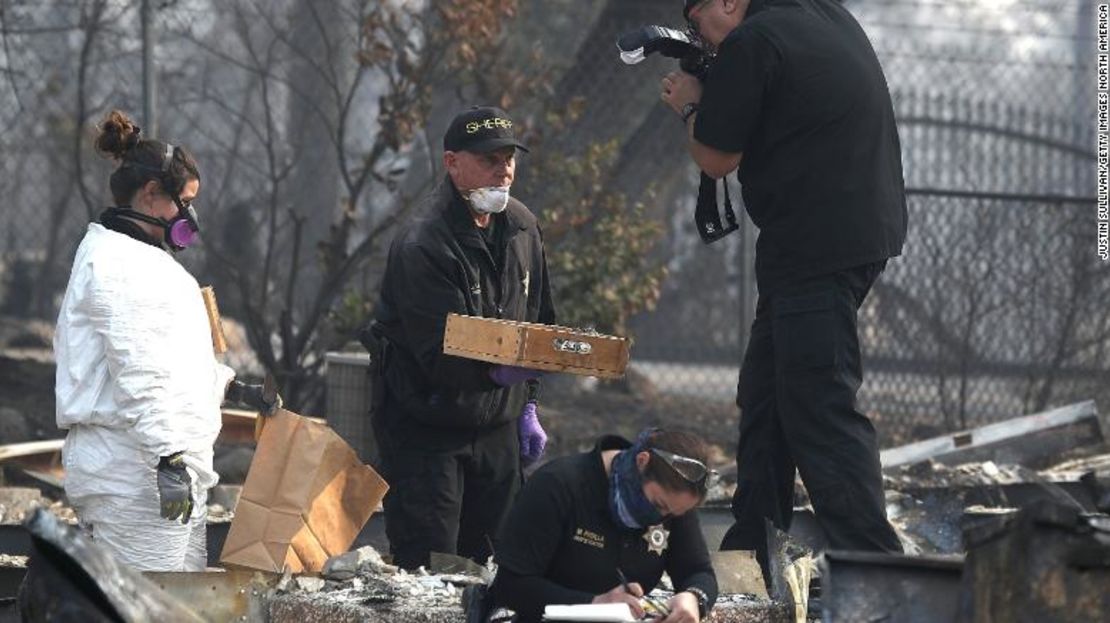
[467,186,510,214]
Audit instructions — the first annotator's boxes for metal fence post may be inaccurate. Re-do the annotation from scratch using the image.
[141,0,157,137]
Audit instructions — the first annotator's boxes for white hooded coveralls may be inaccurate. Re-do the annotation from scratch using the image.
[55,223,234,571]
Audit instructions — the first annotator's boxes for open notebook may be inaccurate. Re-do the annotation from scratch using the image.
[542,603,637,622]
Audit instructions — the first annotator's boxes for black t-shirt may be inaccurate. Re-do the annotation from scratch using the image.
[477,213,505,270]
[694,0,907,290]
[491,436,718,622]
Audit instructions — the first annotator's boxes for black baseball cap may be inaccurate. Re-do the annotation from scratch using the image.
[443,106,529,154]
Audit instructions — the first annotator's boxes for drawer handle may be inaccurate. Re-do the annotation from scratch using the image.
[553,338,592,355]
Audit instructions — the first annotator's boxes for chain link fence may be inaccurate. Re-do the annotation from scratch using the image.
[0,0,1103,445]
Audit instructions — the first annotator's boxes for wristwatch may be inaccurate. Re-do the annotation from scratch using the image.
[684,587,709,618]
[680,102,699,123]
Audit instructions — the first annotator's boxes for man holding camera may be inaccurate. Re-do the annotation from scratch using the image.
[660,0,908,573]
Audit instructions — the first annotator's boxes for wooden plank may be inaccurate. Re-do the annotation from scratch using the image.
[881,401,1103,470]
[0,440,63,463]
[220,409,326,446]
[0,440,66,486]
[200,286,228,354]
[442,314,524,364]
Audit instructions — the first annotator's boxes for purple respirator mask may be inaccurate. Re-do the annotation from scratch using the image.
[165,198,200,251]
[159,142,200,251]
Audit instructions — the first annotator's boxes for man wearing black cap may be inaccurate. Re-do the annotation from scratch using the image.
[370,106,556,570]
[659,0,907,577]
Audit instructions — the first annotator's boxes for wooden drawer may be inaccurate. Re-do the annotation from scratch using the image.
[442,314,631,379]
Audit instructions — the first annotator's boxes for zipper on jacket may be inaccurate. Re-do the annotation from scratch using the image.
[475,243,505,319]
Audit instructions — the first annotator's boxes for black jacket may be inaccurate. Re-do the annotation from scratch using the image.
[491,436,718,622]
[374,178,555,431]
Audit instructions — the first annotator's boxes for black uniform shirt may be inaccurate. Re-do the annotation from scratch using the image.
[694,0,907,290]
[491,436,718,622]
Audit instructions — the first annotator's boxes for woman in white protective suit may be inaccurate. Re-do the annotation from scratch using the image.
[54,110,278,571]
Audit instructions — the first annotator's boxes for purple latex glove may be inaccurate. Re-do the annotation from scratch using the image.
[519,401,547,466]
[489,364,545,387]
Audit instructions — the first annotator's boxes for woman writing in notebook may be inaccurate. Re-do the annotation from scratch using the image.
[490,429,718,622]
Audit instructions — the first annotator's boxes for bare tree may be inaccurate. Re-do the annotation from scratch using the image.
[165,0,521,409]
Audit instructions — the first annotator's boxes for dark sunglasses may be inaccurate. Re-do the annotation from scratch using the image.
[651,448,717,486]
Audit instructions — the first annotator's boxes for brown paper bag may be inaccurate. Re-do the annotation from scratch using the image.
[219,408,389,573]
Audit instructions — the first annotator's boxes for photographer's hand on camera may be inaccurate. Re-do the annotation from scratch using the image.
[660,70,703,122]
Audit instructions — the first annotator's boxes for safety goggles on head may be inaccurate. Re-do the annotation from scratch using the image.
[650,448,716,487]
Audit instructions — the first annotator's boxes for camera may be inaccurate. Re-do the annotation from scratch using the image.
[616,25,737,245]
[616,25,712,82]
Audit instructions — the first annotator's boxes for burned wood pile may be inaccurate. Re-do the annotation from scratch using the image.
[814,401,1110,622]
[0,400,1106,622]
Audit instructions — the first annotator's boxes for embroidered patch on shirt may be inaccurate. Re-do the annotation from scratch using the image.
[573,527,606,549]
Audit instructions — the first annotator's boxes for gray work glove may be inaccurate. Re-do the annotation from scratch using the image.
[157,452,193,524]
[224,373,283,416]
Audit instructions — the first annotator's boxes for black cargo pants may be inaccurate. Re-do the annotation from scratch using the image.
[720,261,902,572]
[378,412,521,571]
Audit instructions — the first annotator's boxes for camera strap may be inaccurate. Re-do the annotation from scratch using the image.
[695,172,739,244]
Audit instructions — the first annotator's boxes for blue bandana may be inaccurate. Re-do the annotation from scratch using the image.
[608,433,664,530]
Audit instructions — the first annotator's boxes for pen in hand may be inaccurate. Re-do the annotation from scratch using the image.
[616,567,633,594]
[616,567,671,619]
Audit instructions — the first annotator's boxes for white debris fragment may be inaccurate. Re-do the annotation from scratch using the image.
[283,545,498,612]
[354,545,386,567]
[276,569,294,592]
[295,576,325,593]
[355,545,398,574]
